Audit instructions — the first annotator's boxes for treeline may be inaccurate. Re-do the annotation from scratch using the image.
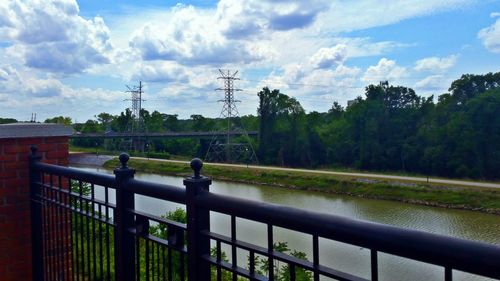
[0,118,18,124]
[39,72,500,179]
[68,110,258,157]
[257,72,500,179]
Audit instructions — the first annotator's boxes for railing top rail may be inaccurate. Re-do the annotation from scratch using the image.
[32,161,116,188]
[197,191,500,280]
[124,178,186,204]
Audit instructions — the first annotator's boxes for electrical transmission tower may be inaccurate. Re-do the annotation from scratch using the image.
[205,69,258,164]
[123,81,146,151]
[124,81,145,132]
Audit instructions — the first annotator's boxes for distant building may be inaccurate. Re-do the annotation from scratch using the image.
[347,99,359,107]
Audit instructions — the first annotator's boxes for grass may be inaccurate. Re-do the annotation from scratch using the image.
[103,158,500,215]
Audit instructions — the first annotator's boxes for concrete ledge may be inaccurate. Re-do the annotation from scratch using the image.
[0,123,73,139]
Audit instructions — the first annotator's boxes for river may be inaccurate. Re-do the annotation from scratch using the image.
[74,165,500,281]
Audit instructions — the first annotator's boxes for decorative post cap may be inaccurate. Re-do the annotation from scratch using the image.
[190,158,203,179]
[119,153,130,169]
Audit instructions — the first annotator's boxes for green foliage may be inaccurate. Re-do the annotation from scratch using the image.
[0,117,17,124]
[44,115,72,126]
[251,241,312,281]
[257,87,311,166]
[149,208,187,239]
[316,74,500,179]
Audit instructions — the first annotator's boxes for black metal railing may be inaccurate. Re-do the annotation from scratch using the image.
[28,146,500,281]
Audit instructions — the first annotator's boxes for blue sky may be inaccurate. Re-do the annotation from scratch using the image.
[0,0,499,122]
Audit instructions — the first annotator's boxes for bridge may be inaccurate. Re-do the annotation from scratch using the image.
[70,130,258,139]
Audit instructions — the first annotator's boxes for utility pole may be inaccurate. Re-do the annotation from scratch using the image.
[205,69,258,164]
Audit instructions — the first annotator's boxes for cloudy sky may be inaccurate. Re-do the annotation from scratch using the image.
[1,0,499,122]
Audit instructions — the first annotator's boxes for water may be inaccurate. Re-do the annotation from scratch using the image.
[75,166,500,281]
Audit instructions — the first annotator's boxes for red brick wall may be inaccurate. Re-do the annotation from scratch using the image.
[0,136,69,281]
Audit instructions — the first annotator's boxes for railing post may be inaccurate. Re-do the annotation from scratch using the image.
[114,153,136,281]
[184,158,212,281]
[29,146,44,281]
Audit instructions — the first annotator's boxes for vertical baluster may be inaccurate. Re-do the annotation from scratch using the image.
[157,242,160,281]
[290,264,296,281]
[91,183,97,281]
[99,202,104,280]
[162,245,166,281]
[105,185,111,281]
[371,249,378,281]
[231,215,237,281]
[78,181,85,278]
[167,246,172,281]
[216,240,222,281]
[69,178,76,281]
[267,224,274,280]
[445,267,452,281]
[56,175,63,280]
[49,175,55,281]
[136,237,141,281]
[313,235,319,281]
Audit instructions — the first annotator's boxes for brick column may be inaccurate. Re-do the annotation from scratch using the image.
[0,123,72,281]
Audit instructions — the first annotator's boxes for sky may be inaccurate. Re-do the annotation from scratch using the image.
[0,0,499,122]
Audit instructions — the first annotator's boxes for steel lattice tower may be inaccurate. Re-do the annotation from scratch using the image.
[123,81,146,151]
[205,69,258,164]
[124,81,145,132]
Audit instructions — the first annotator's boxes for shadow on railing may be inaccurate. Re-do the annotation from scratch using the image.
[28,146,500,281]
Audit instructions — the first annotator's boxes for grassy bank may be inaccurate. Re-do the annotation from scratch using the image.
[103,158,500,215]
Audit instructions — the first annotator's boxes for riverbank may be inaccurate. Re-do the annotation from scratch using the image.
[103,158,500,215]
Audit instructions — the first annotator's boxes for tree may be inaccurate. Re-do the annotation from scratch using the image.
[96,112,114,131]
[0,118,17,124]
[448,72,500,105]
[257,87,310,166]
[44,116,72,126]
[164,114,180,131]
[112,109,134,132]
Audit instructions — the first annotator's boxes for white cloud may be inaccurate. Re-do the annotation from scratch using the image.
[490,12,500,18]
[131,62,189,83]
[362,58,407,85]
[0,0,113,73]
[0,64,124,120]
[414,74,455,96]
[414,75,445,90]
[309,45,347,69]
[316,0,474,33]
[333,65,362,77]
[478,18,500,53]
[216,0,329,37]
[414,55,458,73]
[129,4,271,66]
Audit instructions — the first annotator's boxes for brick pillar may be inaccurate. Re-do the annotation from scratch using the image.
[0,123,72,281]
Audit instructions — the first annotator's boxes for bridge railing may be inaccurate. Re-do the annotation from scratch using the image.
[29,147,500,281]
